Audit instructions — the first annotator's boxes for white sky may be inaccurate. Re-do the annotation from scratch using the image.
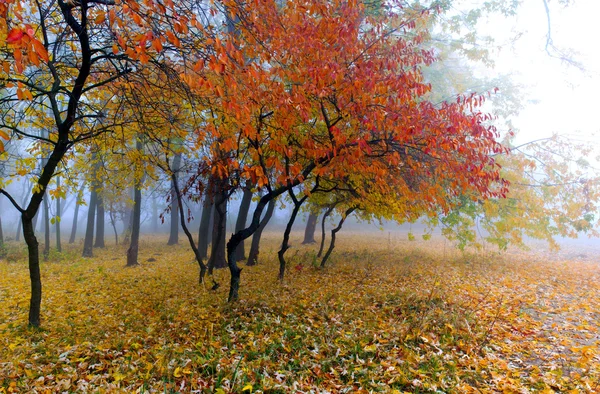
[486,0,600,144]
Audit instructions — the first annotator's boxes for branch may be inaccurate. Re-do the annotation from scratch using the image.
[0,189,26,213]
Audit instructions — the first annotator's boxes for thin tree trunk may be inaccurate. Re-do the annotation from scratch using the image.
[317,205,336,257]
[151,195,159,233]
[208,184,228,274]
[302,212,319,244]
[126,140,144,267]
[82,189,97,257]
[320,207,355,268]
[94,194,105,248]
[108,207,119,245]
[198,180,214,259]
[277,189,309,281]
[171,170,207,284]
[43,196,50,260]
[234,181,253,261]
[167,152,182,245]
[69,184,84,244]
[246,197,275,266]
[55,177,62,253]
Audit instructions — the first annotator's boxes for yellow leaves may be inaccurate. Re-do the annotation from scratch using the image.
[242,383,253,391]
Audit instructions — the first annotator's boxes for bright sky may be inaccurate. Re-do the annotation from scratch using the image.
[488,0,600,144]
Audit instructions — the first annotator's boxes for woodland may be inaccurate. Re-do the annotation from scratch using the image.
[0,0,599,392]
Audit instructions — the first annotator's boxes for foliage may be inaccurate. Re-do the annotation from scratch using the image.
[1,233,598,393]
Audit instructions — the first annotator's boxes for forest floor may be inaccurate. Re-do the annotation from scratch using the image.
[0,231,599,393]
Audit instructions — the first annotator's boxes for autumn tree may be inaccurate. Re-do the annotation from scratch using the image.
[0,0,206,326]
[178,0,508,301]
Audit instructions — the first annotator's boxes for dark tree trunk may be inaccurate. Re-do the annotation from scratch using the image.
[167,152,182,245]
[55,177,62,253]
[317,205,336,257]
[208,184,228,274]
[320,207,355,268]
[198,194,213,259]
[82,189,97,257]
[302,212,319,244]
[22,216,41,327]
[171,170,207,284]
[233,182,253,261]
[277,189,309,281]
[69,185,84,244]
[126,140,144,267]
[94,194,105,248]
[122,186,134,245]
[246,197,275,266]
[43,196,50,260]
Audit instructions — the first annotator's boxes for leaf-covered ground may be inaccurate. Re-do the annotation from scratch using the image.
[1,232,599,393]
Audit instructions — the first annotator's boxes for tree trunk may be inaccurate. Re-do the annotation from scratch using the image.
[277,189,309,281]
[109,207,119,245]
[43,196,50,260]
[126,140,144,267]
[246,197,275,266]
[167,152,182,245]
[55,177,62,253]
[320,207,355,268]
[198,184,214,259]
[94,194,105,248]
[22,215,41,327]
[171,170,207,284]
[302,212,319,244]
[317,205,336,257]
[69,185,84,244]
[151,195,159,233]
[234,181,253,261]
[208,184,228,274]
[82,188,97,257]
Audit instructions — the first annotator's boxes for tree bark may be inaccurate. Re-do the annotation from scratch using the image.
[126,139,144,267]
[167,152,182,245]
[82,188,97,257]
[233,181,253,261]
[22,216,41,327]
[198,193,213,260]
[246,197,275,266]
[302,212,319,244]
[317,205,336,257]
[94,194,105,248]
[208,183,228,274]
[320,207,355,268]
[55,177,62,253]
[43,195,50,260]
[68,185,84,244]
[277,189,308,281]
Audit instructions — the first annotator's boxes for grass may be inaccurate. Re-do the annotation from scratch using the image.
[0,231,599,393]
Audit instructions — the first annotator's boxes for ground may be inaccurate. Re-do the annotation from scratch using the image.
[0,231,599,393]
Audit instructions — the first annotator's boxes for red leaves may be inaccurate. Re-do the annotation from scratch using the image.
[6,28,23,44]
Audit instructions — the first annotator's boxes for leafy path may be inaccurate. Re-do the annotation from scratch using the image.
[0,233,598,392]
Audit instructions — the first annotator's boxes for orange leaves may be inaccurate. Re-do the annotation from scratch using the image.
[0,129,8,153]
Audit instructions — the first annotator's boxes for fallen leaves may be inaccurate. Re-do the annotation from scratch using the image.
[0,233,599,392]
